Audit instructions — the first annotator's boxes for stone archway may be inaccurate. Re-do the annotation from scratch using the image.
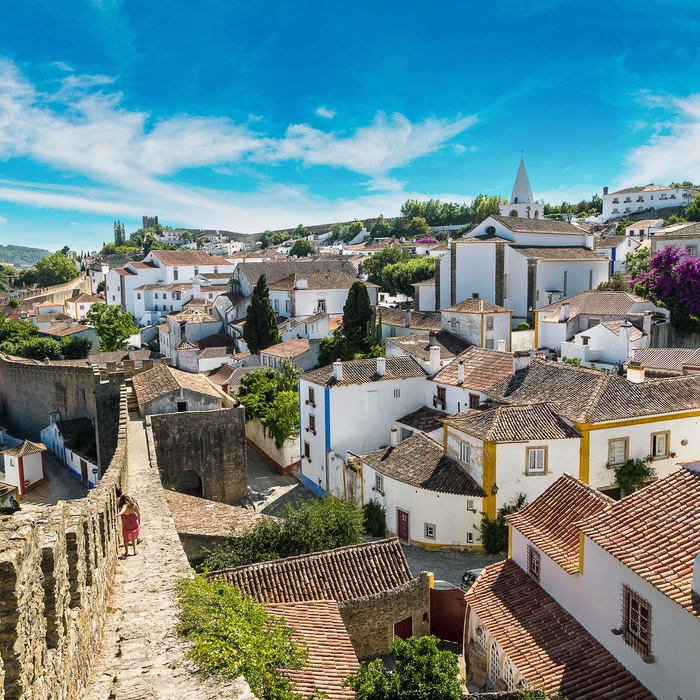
[170,469,203,497]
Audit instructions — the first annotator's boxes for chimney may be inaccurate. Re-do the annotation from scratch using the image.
[376,357,386,376]
[296,278,308,290]
[497,339,506,352]
[513,351,531,373]
[428,330,436,346]
[627,361,646,384]
[642,311,652,337]
[620,320,632,354]
[127,349,133,360]
[472,292,479,299]
[429,345,441,374]
[333,360,343,382]
[44,357,50,366]
[457,360,465,384]
[603,186,609,196]
[405,309,411,327]
[390,426,398,447]
[559,302,571,323]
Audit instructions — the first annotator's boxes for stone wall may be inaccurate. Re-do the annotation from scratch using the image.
[148,406,247,503]
[338,572,431,661]
[245,417,299,474]
[0,386,128,700]
[0,354,96,439]
[1,274,91,310]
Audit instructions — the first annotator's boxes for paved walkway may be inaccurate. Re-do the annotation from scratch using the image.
[21,451,89,510]
[84,412,254,700]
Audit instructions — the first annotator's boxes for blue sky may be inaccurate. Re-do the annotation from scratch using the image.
[1,0,699,251]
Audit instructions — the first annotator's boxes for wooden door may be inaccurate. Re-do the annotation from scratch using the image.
[80,459,88,483]
[397,509,409,543]
[393,615,412,640]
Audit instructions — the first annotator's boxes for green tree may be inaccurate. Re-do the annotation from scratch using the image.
[683,192,700,221]
[596,271,630,291]
[12,337,62,360]
[480,493,527,555]
[86,303,137,352]
[613,456,657,496]
[624,246,651,280]
[343,635,463,700]
[381,257,436,296]
[406,216,430,238]
[96,280,105,294]
[0,318,38,343]
[114,220,126,247]
[289,239,315,257]
[363,248,410,286]
[291,223,310,239]
[263,390,300,450]
[60,335,93,359]
[243,275,280,354]
[177,576,308,700]
[202,496,365,571]
[0,264,17,293]
[348,220,364,238]
[342,281,373,353]
[369,215,390,239]
[34,252,79,287]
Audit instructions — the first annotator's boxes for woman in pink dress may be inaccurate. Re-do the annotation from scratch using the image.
[117,495,141,557]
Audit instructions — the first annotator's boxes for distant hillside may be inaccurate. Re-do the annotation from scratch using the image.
[0,244,51,269]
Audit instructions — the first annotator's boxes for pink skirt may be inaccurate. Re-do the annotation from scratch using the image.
[122,513,140,543]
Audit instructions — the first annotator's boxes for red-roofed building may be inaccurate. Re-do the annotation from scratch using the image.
[464,469,700,698]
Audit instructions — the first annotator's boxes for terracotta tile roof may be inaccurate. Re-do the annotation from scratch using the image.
[378,308,442,331]
[33,312,72,323]
[157,322,169,332]
[54,417,93,442]
[132,363,223,405]
[611,184,682,194]
[361,433,486,497]
[443,297,510,313]
[114,268,136,276]
[206,364,259,388]
[629,347,700,372]
[510,245,607,261]
[164,490,267,537]
[466,560,653,700]
[198,333,236,349]
[489,215,589,235]
[182,298,207,306]
[267,601,358,700]
[385,331,469,362]
[3,440,47,457]
[302,356,426,388]
[601,320,644,341]
[168,309,218,324]
[174,339,198,351]
[66,293,102,304]
[431,346,514,390]
[208,538,413,603]
[445,403,580,443]
[133,282,194,291]
[39,323,92,338]
[624,219,663,228]
[506,474,612,573]
[197,345,236,359]
[411,277,435,286]
[128,261,158,269]
[537,290,648,321]
[455,233,510,244]
[653,221,700,238]
[237,260,363,291]
[33,300,64,308]
[490,358,700,424]
[261,337,310,358]
[594,234,625,249]
[579,467,700,617]
[150,250,233,266]
[396,406,446,433]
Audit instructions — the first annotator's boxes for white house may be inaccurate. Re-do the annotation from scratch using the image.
[385,330,468,372]
[351,431,486,548]
[464,474,655,697]
[434,215,609,327]
[624,218,664,239]
[560,319,648,369]
[0,439,47,496]
[298,356,428,497]
[534,290,667,351]
[64,293,103,321]
[440,295,512,351]
[41,417,100,487]
[602,183,697,221]
[379,308,442,340]
[38,322,100,354]
[259,337,320,372]
[650,220,700,258]
[595,234,644,275]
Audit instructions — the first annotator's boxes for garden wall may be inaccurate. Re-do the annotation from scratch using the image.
[245,417,299,474]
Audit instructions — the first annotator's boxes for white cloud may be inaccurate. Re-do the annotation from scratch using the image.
[453,144,466,155]
[620,93,700,187]
[0,59,479,232]
[315,106,336,119]
[0,215,6,224]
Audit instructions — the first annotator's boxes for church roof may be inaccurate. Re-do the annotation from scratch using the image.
[510,156,534,204]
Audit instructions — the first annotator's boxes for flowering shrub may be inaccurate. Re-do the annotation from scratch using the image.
[415,236,438,244]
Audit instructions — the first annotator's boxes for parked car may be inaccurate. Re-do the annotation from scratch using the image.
[460,568,483,592]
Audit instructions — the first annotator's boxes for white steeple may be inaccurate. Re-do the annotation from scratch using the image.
[499,157,544,219]
[510,156,534,204]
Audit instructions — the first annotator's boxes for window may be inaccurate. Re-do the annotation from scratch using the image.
[286,300,291,312]
[489,642,500,684]
[214,266,218,273]
[485,339,494,350]
[308,387,315,405]
[687,245,697,257]
[173,292,181,300]
[274,299,279,311]
[208,293,214,299]
[613,208,619,214]
[262,355,268,365]
[460,443,470,464]
[437,386,446,402]
[194,267,199,276]
[136,293,141,300]
[424,523,436,540]
[612,198,619,204]
[527,545,541,582]
[176,401,187,412]
[637,196,644,202]
[608,438,628,465]
[154,293,159,299]
[485,226,496,235]
[624,197,631,203]
[170,305,173,311]
[393,388,401,398]
[526,447,547,474]
[486,315,494,330]
[317,299,327,312]
[367,390,379,413]
[587,318,600,329]
[503,660,515,692]
[623,585,651,656]
[303,441,311,460]
[581,336,589,346]
[651,431,670,459]
[450,318,459,332]
[309,414,316,432]
[563,271,568,296]
[375,473,384,494]
[466,532,474,544]
[469,394,480,409]
[173,268,179,280]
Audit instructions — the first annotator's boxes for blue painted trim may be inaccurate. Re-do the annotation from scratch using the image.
[324,386,331,495]
[300,472,325,497]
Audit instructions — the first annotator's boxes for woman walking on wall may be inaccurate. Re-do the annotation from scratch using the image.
[117,494,140,557]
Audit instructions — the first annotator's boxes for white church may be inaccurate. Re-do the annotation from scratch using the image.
[417,159,611,326]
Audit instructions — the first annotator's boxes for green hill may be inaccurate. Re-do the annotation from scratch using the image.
[0,244,52,269]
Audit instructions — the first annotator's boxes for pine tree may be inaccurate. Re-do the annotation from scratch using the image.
[243,274,280,354]
[114,221,126,247]
[342,281,373,354]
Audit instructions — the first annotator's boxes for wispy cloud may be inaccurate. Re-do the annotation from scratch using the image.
[0,60,478,231]
[315,106,336,119]
[620,93,700,186]
[0,215,6,225]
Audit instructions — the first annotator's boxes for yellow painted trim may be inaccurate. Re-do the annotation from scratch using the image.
[443,422,448,453]
[483,440,497,519]
[574,408,700,431]
[509,312,513,351]
[579,428,590,484]
[427,572,435,588]
[578,531,585,574]
[507,523,513,558]
[534,312,539,349]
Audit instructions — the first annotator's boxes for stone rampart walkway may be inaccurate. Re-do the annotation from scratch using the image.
[83,413,255,700]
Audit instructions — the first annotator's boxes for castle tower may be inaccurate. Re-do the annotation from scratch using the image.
[499,157,544,219]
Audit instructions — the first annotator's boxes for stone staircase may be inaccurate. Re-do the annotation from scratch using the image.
[125,379,139,413]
